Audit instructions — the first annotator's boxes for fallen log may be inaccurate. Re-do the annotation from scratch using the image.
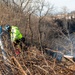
[45,48,75,63]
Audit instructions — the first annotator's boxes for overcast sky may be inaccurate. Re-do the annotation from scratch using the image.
[48,0,75,13]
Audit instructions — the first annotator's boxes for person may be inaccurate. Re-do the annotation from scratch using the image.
[4,24,25,55]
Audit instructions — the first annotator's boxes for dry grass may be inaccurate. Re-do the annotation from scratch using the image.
[0,2,75,75]
[0,46,75,75]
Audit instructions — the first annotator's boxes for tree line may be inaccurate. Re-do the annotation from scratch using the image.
[0,0,75,53]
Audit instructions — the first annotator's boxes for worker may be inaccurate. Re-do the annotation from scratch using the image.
[4,24,25,55]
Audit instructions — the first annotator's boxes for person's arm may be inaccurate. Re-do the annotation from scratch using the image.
[11,32,16,42]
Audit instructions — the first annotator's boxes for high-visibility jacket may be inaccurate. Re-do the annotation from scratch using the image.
[10,26,23,42]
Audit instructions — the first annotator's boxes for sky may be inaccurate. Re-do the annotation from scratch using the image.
[48,0,75,13]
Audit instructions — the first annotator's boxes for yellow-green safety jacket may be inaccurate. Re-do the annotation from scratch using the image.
[10,26,23,42]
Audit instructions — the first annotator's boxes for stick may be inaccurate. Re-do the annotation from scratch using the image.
[45,48,63,54]
[34,64,49,74]
[64,56,75,64]
[11,56,27,75]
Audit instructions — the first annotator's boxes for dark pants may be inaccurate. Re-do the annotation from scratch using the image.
[14,37,25,49]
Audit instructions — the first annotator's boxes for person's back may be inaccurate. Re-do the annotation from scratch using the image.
[10,26,23,42]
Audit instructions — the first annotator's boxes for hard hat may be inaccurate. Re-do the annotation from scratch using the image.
[5,24,11,31]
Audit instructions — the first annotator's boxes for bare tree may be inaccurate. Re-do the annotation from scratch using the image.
[61,6,69,17]
[2,0,9,6]
[33,0,53,51]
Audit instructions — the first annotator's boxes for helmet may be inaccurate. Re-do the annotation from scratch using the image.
[5,24,11,31]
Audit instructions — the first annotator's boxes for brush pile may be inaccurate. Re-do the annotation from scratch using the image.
[0,46,75,75]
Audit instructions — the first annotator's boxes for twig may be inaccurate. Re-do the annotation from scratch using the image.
[42,65,56,74]
[64,57,75,64]
[41,53,49,66]
[45,48,63,54]
[33,64,49,74]
[22,62,32,75]
[11,56,27,75]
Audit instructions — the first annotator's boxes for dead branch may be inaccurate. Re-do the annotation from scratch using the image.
[42,65,56,74]
[11,56,27,75]
[45,48,64,55]
[33,64,49,74]
[64,56,75,64]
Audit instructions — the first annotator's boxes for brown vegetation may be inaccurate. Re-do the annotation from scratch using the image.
[0,46,75,75]
[0,0,75,75]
